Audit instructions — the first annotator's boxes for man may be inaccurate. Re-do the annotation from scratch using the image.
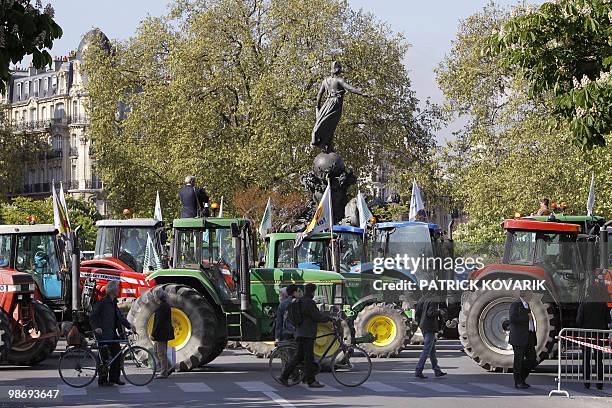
[151,289,175,379]
[90,280,134,387]
[278,283,330,388]
[275,285,298,342]
[509,290,537,389]
[536,198,551,216]
[179,176,210,218]
[414,292,447,378]
[576,283,611,390]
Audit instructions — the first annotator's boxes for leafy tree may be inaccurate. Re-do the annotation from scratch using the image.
[488,0,612,149]
[83,0,434,217]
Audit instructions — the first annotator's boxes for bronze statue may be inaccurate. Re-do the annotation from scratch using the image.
[311,61,368,153]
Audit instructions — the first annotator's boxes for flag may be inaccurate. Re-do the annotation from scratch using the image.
[52,182,70,236]
[295,184,332,248]
[409,179,425,222]
[356,190,373,229]
[259,197,272,238]
[154,191,162,221]
[218,196,224,218]
[59,182,71,233]
[142,233,161,273]
[587,173,595,216]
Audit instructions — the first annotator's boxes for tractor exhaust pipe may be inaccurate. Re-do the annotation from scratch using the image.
[599,226,608,270]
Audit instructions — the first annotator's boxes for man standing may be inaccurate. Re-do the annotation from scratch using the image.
[278,283,330,388]
[509,291,537,389]
[275,285,298,342]
[90,280,134,387]
[179,176,210,218]
[536,198,551,216]
[414,293,447,378]
[151,289,175,379]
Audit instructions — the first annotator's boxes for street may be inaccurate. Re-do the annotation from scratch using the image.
[0,341,610,408]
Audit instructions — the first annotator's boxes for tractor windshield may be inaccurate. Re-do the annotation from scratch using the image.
[506,230,578,270]
[16,233,62,299]
[383,224,434,260]
[338,232,364,273]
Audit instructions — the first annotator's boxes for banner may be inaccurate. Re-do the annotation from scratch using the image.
[295,183,332,248]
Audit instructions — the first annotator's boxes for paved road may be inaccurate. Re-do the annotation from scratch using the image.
[0,341,610,408]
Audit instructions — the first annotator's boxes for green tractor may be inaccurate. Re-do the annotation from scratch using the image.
[127,217,347,371]
[257,225,410,358]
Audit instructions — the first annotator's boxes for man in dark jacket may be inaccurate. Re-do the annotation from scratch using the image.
[179,176,210,218]
[151,289,175,378]
[509,291,537,389]
[275,284,298,342]
[414,293,447,378]
[90,280,134,386]
[576,283,611,390]
[278,283,330,388]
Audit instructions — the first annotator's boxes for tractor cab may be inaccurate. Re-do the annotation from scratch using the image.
[86,218,166,273]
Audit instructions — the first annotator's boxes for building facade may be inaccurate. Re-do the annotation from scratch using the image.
[1,29,109,214]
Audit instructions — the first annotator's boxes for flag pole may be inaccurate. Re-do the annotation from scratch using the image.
[327,175,335,273]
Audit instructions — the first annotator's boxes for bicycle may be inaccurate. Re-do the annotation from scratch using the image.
[59,330,157,388]
[269,315,373,387]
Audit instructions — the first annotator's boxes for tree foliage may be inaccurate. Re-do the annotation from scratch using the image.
[488,0,612,149]
[83,0,434,218]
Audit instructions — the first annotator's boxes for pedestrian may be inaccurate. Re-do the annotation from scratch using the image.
[509,290,537,389]
[414,292,447,378]
[90,280,134,387]
[179,175,210,218]
[536,198,551,216]
[277,283,330,388]
[275,284,298,343]
[576,283,611,390]
[151,288,175,379]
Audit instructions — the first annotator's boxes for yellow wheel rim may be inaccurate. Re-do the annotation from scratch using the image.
[148,307,192,350]
[366,315,397,347]
[314,321,340,358]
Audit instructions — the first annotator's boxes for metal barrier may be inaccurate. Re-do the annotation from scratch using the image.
[549,328,612,397]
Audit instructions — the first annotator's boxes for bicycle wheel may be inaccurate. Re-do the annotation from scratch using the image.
[121,346,157,386]
[331,344,372,387]
[269,346,303,386]
[58,347,98,388]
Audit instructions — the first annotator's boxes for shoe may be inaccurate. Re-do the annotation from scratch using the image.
[98,382,114,387]
[435,371,447,378]
[415,373,427,379]
[308,381,325,388]
[584,383,591,390]
[276,377,289,387]
[515,384,529,389]
[523,383,531,388]
[111,380,126,386]
[596,384,603,391]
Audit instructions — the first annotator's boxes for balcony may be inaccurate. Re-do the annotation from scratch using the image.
[85,179,103,190]
[69,147,78,157]
[65,180,79,190]
[70,115,90,126]
[11,116,89,132]
[37,148,63,160]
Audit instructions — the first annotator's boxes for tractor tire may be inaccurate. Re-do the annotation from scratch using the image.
[225,341,241,349]
[242,342,276,359]
[117,297,136,317]
[200,338,228,366]
[7,301,58,365]
[0,310,12,363]
[354,303,407,358]
[128,284,219,372]
[459,289,557,372]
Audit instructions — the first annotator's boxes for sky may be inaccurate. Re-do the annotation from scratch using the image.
[43,0,531,142]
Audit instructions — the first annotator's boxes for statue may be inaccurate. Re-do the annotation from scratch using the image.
[311,61,368,153]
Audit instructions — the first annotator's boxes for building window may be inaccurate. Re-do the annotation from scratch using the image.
[71,164,77,182]
[24,81,30,96]
[52,135,62,150]
[54,103,65,118]
[70,134,77,148]
[43,78,48,93]
[28,169,35,185]
[72,100,78,118]
[34,79,39,96]
[41,107,46,120]
[29,108,36,122]
[17,83,22,100]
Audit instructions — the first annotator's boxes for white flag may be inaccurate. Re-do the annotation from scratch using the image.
[409,179,425,221]
[218,196,224,218]
[142,233,161,273]
[154,191,162,221]
[259,197,272,238]
[587,173,595,216]
[59,181,71,232]
[295,184,332,247]
[52,183,70,236]
[356,190,373,229]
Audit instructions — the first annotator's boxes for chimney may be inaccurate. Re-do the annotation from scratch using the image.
[28,65,36,76]
[54,59,62,71]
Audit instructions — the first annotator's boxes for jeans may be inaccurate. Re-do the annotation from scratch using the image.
[280,337,316,384]
[154,341,171,376]
[415,331,442,374]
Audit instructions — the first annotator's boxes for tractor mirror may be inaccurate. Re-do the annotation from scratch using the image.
[231,223,240,238]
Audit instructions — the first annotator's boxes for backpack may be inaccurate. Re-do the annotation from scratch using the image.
[286,298,304,326]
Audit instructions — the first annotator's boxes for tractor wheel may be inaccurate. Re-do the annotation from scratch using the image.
[242,341,276,359]
[225,341,241,349]
[0,310,12,363]
[459,289,557,372]
[314,319,353,371]
[200,338,228,366]
[117,297,136,317]
[354,303,407,357]
[8,301,58,365]
[128,284,219,371]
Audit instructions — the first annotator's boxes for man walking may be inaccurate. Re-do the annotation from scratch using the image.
[90,280,134,387]
[179,176,210,218]
[277,283,330,388]
[151,289,175,379]
[414,292,447,378]
[275,285,298,342]
[509,291,537,389]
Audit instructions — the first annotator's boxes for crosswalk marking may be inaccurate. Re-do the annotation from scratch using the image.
[407,381,467,393]
[176,382,214,392]
[118,385,151,394]
[262,391,297,408]
[57,384,87,396]
[237,381,277,392]
[361,381,404,392]
[471,382,529,394]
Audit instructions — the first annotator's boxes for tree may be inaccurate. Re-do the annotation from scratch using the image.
[488,0,612,149]
[0,0,62,91]
[83,0,434,217]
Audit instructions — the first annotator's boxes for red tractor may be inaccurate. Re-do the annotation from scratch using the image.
[459,218,612,372]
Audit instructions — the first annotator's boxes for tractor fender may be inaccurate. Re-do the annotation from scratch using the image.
[351,294,382,314]
[146,269,223,309]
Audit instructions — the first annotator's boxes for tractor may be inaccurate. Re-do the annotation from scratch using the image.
[121,217,347,371]
[459,218,612,372]
[258,225,411,358]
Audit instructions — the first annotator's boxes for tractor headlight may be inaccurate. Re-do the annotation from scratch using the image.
[334,283,344,305]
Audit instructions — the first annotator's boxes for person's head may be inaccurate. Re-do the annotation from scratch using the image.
[153,288,168,305]
[330,60,342,76]
[304,283,317,298]
[286,284,298,298]
[106,280,120,299]
[279,287,288,301]
[185,175,196,186]
[540,198,550,208]
[518,289,531,300]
